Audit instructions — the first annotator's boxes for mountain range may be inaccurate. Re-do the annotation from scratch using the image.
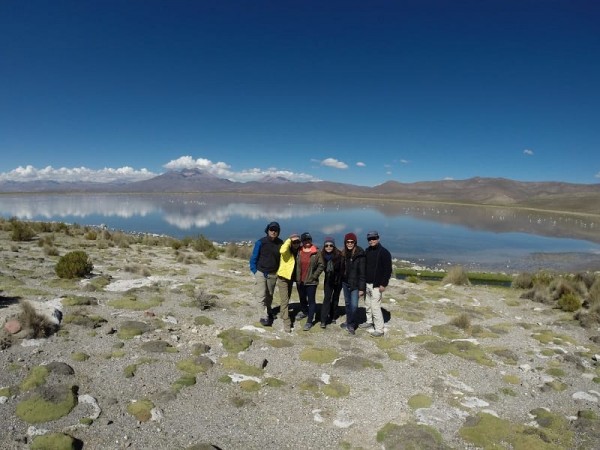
[1,169,599,215]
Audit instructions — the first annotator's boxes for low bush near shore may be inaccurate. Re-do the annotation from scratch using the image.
[55,251,94,279]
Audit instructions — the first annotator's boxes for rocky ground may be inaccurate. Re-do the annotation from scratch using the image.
[1,226,599,450]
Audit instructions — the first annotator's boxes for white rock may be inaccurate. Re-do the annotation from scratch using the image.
[320,373,331,385]
[229,373,262,384]
[572,391,598,402]
[312,409,325,423]
[241,325,265,333]
[519,364,532,372]
[460,397,490,409]
[78,394,102,419]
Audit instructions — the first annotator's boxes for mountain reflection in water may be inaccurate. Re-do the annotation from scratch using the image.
[1,193,599,272]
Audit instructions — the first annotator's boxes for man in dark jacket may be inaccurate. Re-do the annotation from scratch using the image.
[360,230,392,337]
[250,221,283,326]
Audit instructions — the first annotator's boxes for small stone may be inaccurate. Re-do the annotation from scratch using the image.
[4,319,21,334]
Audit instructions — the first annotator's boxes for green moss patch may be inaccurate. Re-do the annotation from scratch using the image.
[217,328,253,353]
[502,374,520,385]
[62,312,107,328]
[219,356,263,377]
[396,310,425,322]
[408,393,433,409]
[124,357,154,378]
[377,422,449,449]
[531,329,576,346]
[322,380,350,398]
[71,352,90,362]
[61,295,98,306]
[299,378,321,394]
[239,380,261,392]
[177,356,214,374]
[491,348,519,365]
[264,377,285,387]
[459,411,573,449]
[386,350,407,361]
[20,365,49,392]
[191,343,211,356]
[266,338,294,348]
[422,338,494,367]
[172,375,196,393]
[193,315,214,326]
[16,385,78,423]
[141,340,178,353]
[299,347,339,364]
[31,432,79,450]
[127,398,155,422]
[333,355,383,370]
[108,295,162,311]
[117,320,153,339]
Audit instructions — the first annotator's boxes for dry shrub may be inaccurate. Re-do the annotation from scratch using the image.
[450,313,472,331]
[575,303,600,328]
[533,286,552,304]
[224,243,253,260]
[532,271,554,286]
[189,289,217,310]
[557,292,581,312]
[442,266,470,286]
[512,273,533,289]
[573,272,597,290]
[586,278,600,308]
[19,300,59,338]
[124,264,151,277]
[550,278,581,301]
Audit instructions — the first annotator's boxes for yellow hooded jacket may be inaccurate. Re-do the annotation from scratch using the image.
[277,238,297,280]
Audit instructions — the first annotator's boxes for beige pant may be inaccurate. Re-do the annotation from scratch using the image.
[277,276,293,329]
[255,272,277,316]
[365,283,384,332]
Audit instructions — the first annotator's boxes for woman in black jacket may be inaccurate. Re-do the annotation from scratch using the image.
[340,232,366,335]
[320,236,343,328]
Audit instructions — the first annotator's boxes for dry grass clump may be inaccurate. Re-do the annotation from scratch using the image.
[187,289,217,309]
[224,243,253,260]
[18,300,60,338]
[442,266,470,286]
[450,313,472,331]
[124,264,152,277]
[511,272,533,289]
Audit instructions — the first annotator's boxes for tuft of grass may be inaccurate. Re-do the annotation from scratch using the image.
[450,313,472,331]
[18,300,59,338]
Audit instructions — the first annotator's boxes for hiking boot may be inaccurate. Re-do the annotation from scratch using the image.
[347,326,356,335]
[296,311,307,320]
[259,317,273,327]
[303,322,313,331]
[339,322,347,330]
[320,323,326,329]
[370,331,384,337]
[358,322,374,329]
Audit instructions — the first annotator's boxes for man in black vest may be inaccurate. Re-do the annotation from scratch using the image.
[249,221,283,326]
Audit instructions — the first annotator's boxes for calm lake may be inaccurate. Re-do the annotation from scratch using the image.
[1,193,599,273]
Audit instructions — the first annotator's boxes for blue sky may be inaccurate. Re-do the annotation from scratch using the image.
[1,0,599,186]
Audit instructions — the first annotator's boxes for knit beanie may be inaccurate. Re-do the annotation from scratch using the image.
[344,232,357,242]
[323,236,336,247]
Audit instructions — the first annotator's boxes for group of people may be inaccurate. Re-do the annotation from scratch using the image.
[249,221,393,336]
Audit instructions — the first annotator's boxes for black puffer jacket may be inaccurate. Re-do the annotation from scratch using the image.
[321,248,343,288]
[341,246,366,291]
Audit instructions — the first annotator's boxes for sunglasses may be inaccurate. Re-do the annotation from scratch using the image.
[367,236,379,241]
[291,240,301,244]
[268,227,280,232]
[324,244,334,248]
[345,240,355,244]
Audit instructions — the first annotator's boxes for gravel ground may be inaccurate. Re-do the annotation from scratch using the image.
[1,228,600,449]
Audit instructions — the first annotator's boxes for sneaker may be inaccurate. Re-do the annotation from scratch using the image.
[331,319,337,324]
[347,326,356,335]
[296,311,307,320]
[339,322,347,330]
[303,322,313,331]
[370,331,384,337]
[358,322,374,329]
[259,317,273,327]
[320,323,326,329]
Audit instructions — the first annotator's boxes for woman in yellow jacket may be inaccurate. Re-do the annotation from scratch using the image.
[277,233,302,332]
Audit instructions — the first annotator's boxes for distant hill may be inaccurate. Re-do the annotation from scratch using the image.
[1,170,599,215]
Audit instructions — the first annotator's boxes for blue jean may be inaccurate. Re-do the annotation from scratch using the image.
[297,283,317,323]
[342,282,359,329]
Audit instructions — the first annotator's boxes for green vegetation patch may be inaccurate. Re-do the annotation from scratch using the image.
[460,411,573,449]
[322,380,350,398]
[71,352,90,362]
[299,347,339,364]
[217,328,253,353]
[117,320,153,339]
[333,355,383,370]
[266,338,294,348]
[108,295,163,311]
[124,357,154,378]
[61,295,98,306]
[62,312,107,328]
[502,374,520,385]
[127,398,155,422]
[172,375,196,393]
[177,356,214,374]
[141,340,178,353]
[264,377,285,388]
[191,343,211,356]
[396,268,512,286]
[86,275,112,291]
[377,422,449,449]
[299,378,321,394]
[491,348,519,365]
[386,350,407,361]
[219,356,263,377]
[372,336,404,350]
[16,385,78,423]
[193,315,214,326]
[31,432,79,450]
[408,393,433,409]
[20,365,49,392]
[432,324,466,340]
[422,338,495,367]
[396,309,425,322]
[239,380,261,392]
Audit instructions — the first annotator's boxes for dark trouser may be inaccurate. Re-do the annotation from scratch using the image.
[321,283,341,324]
[342,282,359,330]
[297,282,317,322]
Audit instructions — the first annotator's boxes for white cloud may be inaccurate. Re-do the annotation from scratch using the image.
[443,177,455,180]
[400,159,409,164]
[595,172,600,179]
[523,149,534,156]
[164,156,319,182]
[356,162,366,167]
[320,158,348,169]
[0,165,156,183]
